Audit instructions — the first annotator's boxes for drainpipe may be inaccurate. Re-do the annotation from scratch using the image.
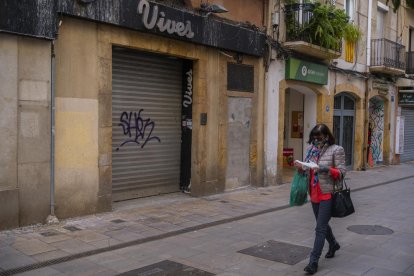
[362,0,373,171]
[46,41,59,224]
[367,0,372,67]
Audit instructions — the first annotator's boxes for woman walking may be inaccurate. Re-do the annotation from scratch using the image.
[295,124,346,274]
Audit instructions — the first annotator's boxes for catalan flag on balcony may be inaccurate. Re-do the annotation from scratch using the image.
[345,41,355,63]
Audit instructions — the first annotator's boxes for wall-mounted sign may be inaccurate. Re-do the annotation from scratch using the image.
[57,0,266,57]
[398,89,414,105]
[285,58,328,85]
[372,80,389,92]
[138,0,194,38]
[283,148,294,167]
[291,111,303,138]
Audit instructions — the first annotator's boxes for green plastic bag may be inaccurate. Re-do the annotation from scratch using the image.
[289,171,309,206]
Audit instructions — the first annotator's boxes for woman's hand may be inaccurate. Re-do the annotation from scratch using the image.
[294,161,306,173]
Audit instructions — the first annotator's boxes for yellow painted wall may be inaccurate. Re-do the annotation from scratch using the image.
[186,0,265,27]
[54,16,265,218]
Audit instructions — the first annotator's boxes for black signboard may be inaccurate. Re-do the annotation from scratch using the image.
[180,60,192,191]
[1,0,266,56]
[399,92,414,105]
[0,0,57,39]
[58,0,266,56]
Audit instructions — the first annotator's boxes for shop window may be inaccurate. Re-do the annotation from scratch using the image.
[227,63,254,92]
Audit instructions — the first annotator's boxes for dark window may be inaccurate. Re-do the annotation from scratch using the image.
[334,96,341,109]
[344,96,355,110]
[227,63,254,92]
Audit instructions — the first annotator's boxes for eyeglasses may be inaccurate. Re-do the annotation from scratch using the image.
[313,136,326,141]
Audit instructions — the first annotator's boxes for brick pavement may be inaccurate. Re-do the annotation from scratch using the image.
[0,163,413,275]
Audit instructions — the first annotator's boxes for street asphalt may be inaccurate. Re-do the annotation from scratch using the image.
[0,163,413,275]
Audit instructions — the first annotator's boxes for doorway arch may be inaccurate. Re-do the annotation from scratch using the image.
[279,82,319,183]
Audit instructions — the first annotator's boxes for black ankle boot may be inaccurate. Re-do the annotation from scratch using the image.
[304,262,318,274]
[325,242,340,258]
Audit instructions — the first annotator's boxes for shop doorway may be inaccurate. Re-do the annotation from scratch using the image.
[111,48,192,201]
[282,87,317,183]
[333,93,355,169]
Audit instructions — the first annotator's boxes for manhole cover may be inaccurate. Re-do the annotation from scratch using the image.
[40,230,60,237]
[117,260,214,276]
[347,225,394,235]
[63,226,82,232]
[111,219,126,224]
[238,240,311,265]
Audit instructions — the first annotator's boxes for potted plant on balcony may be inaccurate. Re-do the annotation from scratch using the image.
[303,2,349,51]
[284,1,362,51]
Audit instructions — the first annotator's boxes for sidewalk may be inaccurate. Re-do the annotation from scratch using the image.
[1,163,413,275]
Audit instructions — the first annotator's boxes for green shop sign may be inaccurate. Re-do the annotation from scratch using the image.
[285,58,328,85]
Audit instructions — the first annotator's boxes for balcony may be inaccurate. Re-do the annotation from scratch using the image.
[370,39,406,75]
[407,52,414,75]
[283,3,342,60]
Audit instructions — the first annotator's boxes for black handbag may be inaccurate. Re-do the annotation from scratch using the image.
[331,179,355,218]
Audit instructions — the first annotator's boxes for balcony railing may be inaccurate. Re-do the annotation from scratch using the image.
[407,52,414,75]
[370,39,405,71]
[284,3,341,53]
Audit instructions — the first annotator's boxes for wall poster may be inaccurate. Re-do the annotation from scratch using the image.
[291,111,304,138]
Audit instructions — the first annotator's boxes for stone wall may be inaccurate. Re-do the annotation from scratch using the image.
[0,33,51,229]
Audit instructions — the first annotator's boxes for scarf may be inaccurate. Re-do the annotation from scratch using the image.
[305,144,321,186]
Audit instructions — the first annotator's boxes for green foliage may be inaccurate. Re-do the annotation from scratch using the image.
[285,1,362,50]
[407,0,414,9]
[284,0,300,4]
[303,2,350,50]
[343,24,362,43]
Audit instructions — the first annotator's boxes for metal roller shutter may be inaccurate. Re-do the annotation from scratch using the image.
[401,107,414,163]
[112,48,182,201]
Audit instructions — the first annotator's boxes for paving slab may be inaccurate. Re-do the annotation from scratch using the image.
[0,164,413,275]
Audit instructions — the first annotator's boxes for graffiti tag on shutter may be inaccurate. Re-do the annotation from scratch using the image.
[116,109,161,151]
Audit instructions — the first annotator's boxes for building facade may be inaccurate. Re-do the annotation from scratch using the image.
[1,0,413,230]
[264,0,413,185]
[0,0,267,229]
[395,1,414,163]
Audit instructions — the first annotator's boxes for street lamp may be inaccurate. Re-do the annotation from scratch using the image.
[200,3,228,17]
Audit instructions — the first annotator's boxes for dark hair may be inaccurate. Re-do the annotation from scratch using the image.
[307,124,336,145]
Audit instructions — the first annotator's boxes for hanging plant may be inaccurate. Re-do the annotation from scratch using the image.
[343,23,362,43]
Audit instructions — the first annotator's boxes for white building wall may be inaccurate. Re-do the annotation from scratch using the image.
[264,60,285,185]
